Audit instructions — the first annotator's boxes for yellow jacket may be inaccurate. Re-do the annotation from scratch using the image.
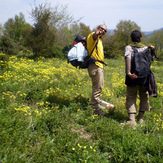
[87,32,104,69]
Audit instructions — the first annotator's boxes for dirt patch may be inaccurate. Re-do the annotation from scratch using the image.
[71,128,92,139]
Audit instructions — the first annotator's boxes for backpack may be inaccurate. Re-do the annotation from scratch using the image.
[67,35,88,68]
[72,35,87,48]
[125,46,151,86]
[67,35,107,69]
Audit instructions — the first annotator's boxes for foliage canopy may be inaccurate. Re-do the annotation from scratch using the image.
[0,2,162,59]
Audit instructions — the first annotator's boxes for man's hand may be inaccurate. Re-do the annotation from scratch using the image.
[127,73,138,79]
[148,44,154,49]
[93,28,102,40]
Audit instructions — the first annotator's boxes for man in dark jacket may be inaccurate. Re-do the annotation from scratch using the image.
[122,30,155,128]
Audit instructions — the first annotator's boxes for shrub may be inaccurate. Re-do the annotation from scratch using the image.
[51,45,65,59]
[0,52,9,69]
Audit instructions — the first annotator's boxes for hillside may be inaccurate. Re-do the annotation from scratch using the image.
[143,27,163,36]
[107,27,163,36]
[0,57,162,162]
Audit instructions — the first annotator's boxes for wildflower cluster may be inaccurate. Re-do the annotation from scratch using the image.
[2,91,16,100]
[0,56,162,163]
[111,72,125,89]
[0,52,8,68]
[157,83,163,97]
[73,143,96,152]
[154,113,163,131]
[72,143,97,162]
[14,102,51,117]
[0,56,90,117]
[15,105,31,116]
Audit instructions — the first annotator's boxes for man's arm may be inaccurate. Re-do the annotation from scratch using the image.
[125,57,138,79]
[93,31,99,40]
[93,27,102,40]
[125,46,138,79]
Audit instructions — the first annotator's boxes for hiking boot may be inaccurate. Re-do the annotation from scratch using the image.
[136,116,144,123]
[99,100,114,109]
[136,111,144,124]
[126,120,137,128]
[98,104,106,109]
[120,120,137,129]
[93,109,106,115]
[120,113,137,129]
[106,103,114,109]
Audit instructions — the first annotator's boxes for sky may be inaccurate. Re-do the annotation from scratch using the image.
[0,0,163,32]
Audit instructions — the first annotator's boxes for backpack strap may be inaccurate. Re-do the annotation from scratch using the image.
[96,60,107,66]
[89,39,107,66]
[131,46,138,53]
[131,46,150,60]
[89,39,98,57]
[131,46,138,57]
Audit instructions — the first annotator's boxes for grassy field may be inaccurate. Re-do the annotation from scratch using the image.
[0,56,163,162]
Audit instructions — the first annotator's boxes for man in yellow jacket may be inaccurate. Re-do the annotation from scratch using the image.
[87,24,114,115]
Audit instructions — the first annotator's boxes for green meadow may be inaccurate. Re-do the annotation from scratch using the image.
[0,56,163,162]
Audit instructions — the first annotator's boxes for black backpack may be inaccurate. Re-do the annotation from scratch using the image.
[125,46,151,86]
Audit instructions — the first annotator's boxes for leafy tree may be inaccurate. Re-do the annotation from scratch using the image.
[57,22,91,58]
[28,3,54,57]
[53,22,90,50]
[4,13,30,43]
[114,20,140,50]
[78,22,91,37]
[1,35,18,54]
[70,22,91,38]
[3,18,15,40]
[0,24,3,51]
[49,5,76,56]
[29,2,74,58]
[0,24,3,37]
[54,26,72,48]
[104,20,141,58]
[1,13,31,54]
[103,33,118,58]
[148,30,163,58]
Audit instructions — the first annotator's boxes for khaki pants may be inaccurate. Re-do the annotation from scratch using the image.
[88,64,104,109]
[126,85,150,113]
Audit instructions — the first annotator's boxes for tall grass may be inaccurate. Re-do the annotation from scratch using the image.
[0,56,162,162]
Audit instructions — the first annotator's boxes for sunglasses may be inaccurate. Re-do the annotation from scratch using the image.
[99,26,107,33]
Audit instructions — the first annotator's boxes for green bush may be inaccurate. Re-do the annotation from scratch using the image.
[52,45,65,59]
[0,52,9,69]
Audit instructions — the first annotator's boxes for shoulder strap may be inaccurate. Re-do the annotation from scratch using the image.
[89,39,107,66]
[131,46,138,53]
[89,39,98,57]
[96,60,107,66]
[131,46,150,53]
